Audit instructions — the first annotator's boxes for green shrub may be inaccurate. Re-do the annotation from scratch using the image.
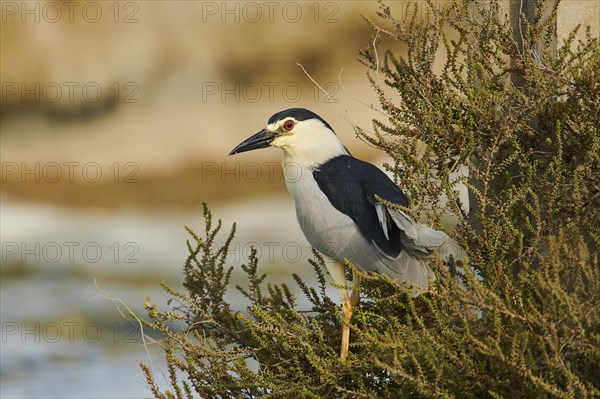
[141,1,599,397]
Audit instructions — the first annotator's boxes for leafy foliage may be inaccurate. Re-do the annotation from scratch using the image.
[141,1,599,397]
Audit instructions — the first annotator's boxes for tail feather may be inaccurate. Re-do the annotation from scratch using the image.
[375,207,467,297]
[371,245,434,297]
[388,208,450,257]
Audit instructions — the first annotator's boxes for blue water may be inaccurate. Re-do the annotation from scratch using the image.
[0,197,320,398]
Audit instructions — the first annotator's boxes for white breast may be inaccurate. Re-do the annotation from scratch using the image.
[282,161,359,262]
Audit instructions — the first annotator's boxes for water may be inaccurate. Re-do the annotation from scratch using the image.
[1,196,319,398]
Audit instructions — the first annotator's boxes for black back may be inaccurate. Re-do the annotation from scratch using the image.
[312,155,409,257]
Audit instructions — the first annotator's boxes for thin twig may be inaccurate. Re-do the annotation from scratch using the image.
[91,279,168,387]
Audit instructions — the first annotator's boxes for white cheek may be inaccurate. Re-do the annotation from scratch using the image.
[271,134,294,148]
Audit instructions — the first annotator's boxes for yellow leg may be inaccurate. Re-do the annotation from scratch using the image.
[325,262,362,362]
[341,270,361,361]
[340,294,352,361]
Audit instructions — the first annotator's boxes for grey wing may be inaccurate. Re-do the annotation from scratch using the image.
[370,205,454,297]
[313,156,454,296]
[387,207,450,258]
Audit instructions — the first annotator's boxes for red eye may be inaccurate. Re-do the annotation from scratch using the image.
[283,120,295,131]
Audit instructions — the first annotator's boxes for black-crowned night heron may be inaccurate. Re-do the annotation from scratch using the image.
[229,108,452,361]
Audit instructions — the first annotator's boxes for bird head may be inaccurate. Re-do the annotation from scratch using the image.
[229,108,348,165]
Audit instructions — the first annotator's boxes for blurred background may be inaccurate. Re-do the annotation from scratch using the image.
[3,1,596,397]
[1,1,399,397]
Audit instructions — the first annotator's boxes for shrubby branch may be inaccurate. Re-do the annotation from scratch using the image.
[141,1,599,397]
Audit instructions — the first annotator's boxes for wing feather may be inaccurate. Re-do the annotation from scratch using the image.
[388,208,450,257]
[312,155,459,297]
[314,156,408,257]
[375,203,390,240]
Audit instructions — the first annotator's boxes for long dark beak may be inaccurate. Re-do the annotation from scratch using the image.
[228,129,278,155]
